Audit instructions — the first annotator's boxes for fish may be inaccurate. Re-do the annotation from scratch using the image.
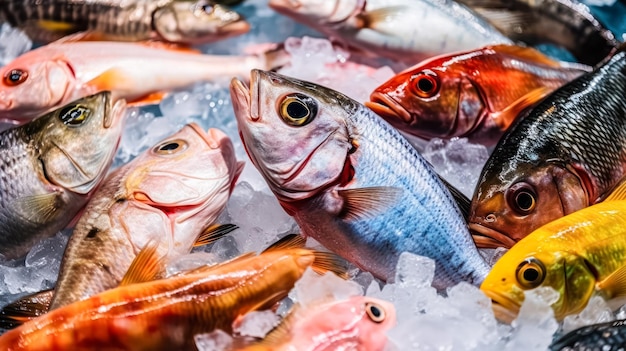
[454,0,620,66]
[469,44,626,249]
[480,198,626,321]
[0,0,250,45]
[237,296,396,351]
[0,234,345,351]
[268,0,513,65]
[0,91,125,260]
[367,45,590,146]
[549,318,626,351]
[0,40,275,124]
[230,69,490,290]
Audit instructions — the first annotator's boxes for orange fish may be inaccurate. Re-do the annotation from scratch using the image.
[367,45,589,145]
[0,235,344,351]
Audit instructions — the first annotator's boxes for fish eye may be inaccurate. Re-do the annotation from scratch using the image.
[153,139,188,155]
[365,302,386,323]
[279,93,318,127]
[59,105,91,126]
[3,68,28,86]
[506,182,537,215]
[201,4,214,14]
[409,71,440,98]
[515,257,546,289]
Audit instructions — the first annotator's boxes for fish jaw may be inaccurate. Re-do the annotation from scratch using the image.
[366,92,412,124]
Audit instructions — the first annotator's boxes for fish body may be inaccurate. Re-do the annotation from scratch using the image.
[0,41,270,124]
[469,46,626,249]
[455,0,619,66]
[0,91,125,260]
[238,296,396,351]
[0,245,325,351]
[550,319,626,351]
[268,0,513,64]
[481,200,626,321]
[49,123,243,309]
[230,69,490,290]
[0,0,249,45]
[367,45,590,145]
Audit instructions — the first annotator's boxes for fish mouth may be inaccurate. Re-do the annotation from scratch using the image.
[218,20,251,36]
[186,122,227,150]
[366,92,412,123]
[469,223,517,249]
[482,290,520,324]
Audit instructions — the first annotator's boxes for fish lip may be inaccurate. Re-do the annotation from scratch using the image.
[219,20,251,36]
[482,290,520,324]
[366,92,412,123]
[186,122,222,149]
[469,223,517,249]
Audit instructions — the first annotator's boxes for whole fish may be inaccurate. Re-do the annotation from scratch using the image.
[0,91,125,260]
[0,40,274,124]
[455,0,619,66]
[238,296,396,351]
[0,0,250,45]
[49,123,243,309]
[0,235,344,351]
[268,0,513,64]
[480,199,626,321]
[367,45,590,146]
[550,319,626,351]
[469,44,626,249]
[230,69,490,290]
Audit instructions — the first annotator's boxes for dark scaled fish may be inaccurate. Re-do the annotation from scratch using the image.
[550,319,626,351]
[469,44,626,249]
[0,92,125,260]
[0,0,250,45]
[455,0,620,66]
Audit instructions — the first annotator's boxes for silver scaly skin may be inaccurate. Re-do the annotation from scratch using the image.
[231,70,490,290]
[0,92,125,260]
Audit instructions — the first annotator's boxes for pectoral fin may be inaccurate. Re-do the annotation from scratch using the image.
[337,186,402,220]
[127,92,167,106]
[491,87,551,131]
[12,193,63,224]
[0,289,54,329]
[119,240,164,286]
[602,177,626,202]
[194,223,238,247]
[597,264,626,298]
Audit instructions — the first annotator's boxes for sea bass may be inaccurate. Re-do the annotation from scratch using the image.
[481,199,626,321]
[268,0,512,64]
[0,91,125,260]
[367,45,590,146]
[0,40,273,124]
[469,44,626,249]
[238,296,396,351]
[230,69,490,290]
[49,123,243,309]
[0,0,250,45]
[455,0,619,66]
[0,235,343,351]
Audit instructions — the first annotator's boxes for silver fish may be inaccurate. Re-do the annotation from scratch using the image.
[230,69,490,290]
[0,91,125,260]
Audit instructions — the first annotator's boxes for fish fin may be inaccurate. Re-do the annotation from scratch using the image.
[262,234,307,253]
[138,40,201,54]
[337,187,403,220]
[49,31,109,44]
[486,45,563,67]
[11,193,62,224]
[438,175,470,221]
[597,264,626,298]
[85,68,135,92]
[252,304,302,347]
[450,2,533,39]
[491,87,552,131]
[34,20,77,33]
[127,92,168,107]
[193,223,238,247]
[602,178,626,202]
[355,6,407,30]
[180,252,257,276]
[311,251,349,279]
[0,289,54,330]
[119,240,164,286]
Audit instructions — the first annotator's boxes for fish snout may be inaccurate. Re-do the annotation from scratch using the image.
[469,221,517,249]
[366,92,412,123]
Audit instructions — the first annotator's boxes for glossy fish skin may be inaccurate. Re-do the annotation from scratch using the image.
[550,319,626,351]
[0,0,250,45]
[469,46,626,249]
[0,92,125,260]
[230,69,490,290]
[0,41,271,124]
[268,0,512,64]
[0,247,321,351]
[367,45,590,146]
[239,296,396,351]
[455,0,619,66]
[49,124,243,309]
[481,200,626,321]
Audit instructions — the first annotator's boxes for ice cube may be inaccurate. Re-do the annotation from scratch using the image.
[561,296,614,334]
[504,287,559,350]
[194,329,233,351]
[290,268,362,307]
[166,251,219,276]
[0,24,32,66]
[394,252,435,288]
[233,310,280,338]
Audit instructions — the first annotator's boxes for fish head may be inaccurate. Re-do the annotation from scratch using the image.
[153,1,250,45]
[0,53,75,122]
[352,296,397,347]
[230,69,356,204]
[469,162,587,249]
[33,92,126,195]
[125,123,243,227]
[481,247,595,322]
[269,0,363,25]
[367,66,482,139]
